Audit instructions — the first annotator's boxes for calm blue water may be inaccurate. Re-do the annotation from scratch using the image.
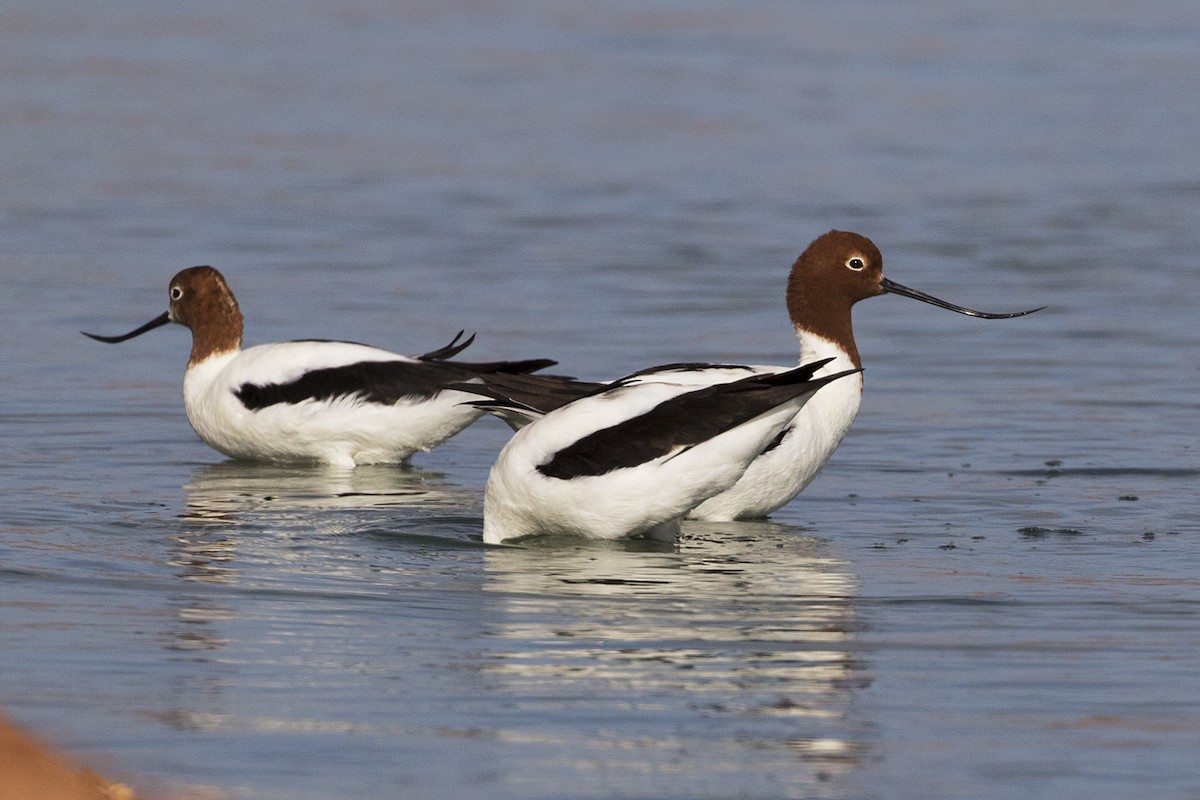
[3,2,1200,798]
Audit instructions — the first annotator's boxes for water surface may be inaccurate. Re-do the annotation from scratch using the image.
[3,2,1199,798]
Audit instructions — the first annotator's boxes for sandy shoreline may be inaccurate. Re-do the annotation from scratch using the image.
[0,711,136,800]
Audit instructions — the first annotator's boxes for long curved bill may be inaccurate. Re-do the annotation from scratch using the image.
[880,278,1044,319]
[81,311,172,343]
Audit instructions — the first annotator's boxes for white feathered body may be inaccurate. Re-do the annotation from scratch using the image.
[482,380,823,544]
[183,341,483,467]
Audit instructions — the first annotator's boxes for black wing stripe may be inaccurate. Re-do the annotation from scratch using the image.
[236,355,554,410]
[537,362,846,480]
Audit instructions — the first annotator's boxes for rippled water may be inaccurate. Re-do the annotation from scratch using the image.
[3,2,1200,798]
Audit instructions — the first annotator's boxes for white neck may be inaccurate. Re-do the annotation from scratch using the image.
[795,328,858,376]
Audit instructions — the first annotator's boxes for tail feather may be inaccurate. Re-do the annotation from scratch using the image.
[418,330,556,374]
[418,330,476,362]
[452,372,603,412]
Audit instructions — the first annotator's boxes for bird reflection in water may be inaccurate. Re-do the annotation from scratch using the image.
[152,462,476,737]
[479,520,871,788]
[181,461,471,522]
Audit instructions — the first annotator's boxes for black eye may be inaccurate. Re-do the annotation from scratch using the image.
[170,286,184,300]
[847,257,866,271]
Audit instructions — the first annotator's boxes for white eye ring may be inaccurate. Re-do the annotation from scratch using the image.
[846,256,866,271]
[170,286,184,300]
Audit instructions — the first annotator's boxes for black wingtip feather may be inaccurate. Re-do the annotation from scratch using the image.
[418,330,477,362]
[445,381,546,427]
[416,332,555,375]
[445,373,601,415]
[494,358,558,374]
[758,357,836,386]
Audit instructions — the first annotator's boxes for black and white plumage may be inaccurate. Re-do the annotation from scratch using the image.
[82,265,566,466]
[458,359,860,543]
[686,230,1041,520]
[468,230,1042,523]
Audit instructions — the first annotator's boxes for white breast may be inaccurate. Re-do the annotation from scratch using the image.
[687,334,862,521]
